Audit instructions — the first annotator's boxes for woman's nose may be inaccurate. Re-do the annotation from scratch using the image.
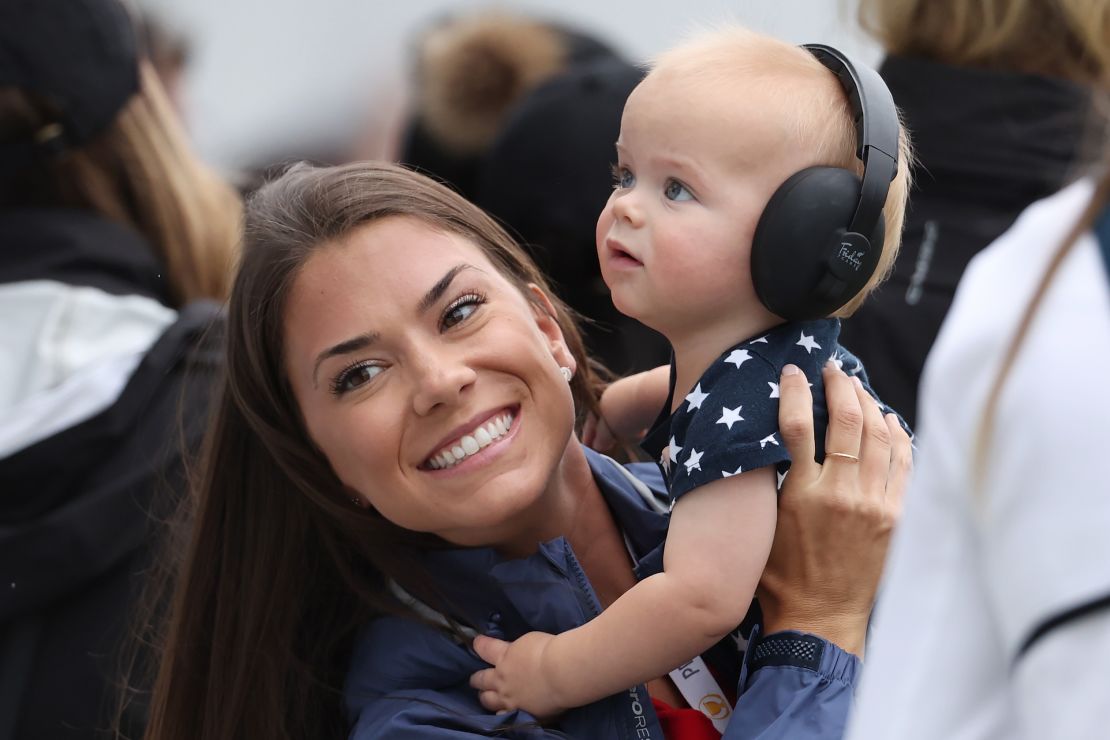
[411,351,477,416]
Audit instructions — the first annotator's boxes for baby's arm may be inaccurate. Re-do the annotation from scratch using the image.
[470,467,778,716]
[583,365,670,450]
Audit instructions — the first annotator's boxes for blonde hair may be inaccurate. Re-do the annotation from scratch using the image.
[859,0,1110,85]
[0,63,241,306]
[649,25,913,316]
[414,12,567,156]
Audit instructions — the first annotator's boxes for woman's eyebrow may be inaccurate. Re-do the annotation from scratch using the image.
[312,331,380,388]
[311,263,484,388]
[417,263,479,315]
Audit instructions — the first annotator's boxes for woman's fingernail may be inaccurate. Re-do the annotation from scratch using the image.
[782,364,801,376]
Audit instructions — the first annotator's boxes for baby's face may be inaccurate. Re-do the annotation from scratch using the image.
[596,70,813,339]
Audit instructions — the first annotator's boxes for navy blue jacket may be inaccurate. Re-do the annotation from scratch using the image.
[344,447,861,738]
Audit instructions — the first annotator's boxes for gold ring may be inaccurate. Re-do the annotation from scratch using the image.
[826,452,860,463]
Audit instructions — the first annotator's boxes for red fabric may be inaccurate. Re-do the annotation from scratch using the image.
[651,697,721,740]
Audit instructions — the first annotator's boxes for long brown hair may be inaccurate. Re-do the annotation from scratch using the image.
[0,63,241,306]
[141,162,607,739]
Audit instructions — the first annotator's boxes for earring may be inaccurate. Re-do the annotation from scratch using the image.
[560,366,573,383]
[349,496,361,507]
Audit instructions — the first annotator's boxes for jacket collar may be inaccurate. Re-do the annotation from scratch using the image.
[412,446,670,639]
[881,54,1094,206]
[0,207,171,303]
[346,447,673,739]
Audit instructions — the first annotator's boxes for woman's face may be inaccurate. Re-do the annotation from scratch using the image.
[283,216,578,548]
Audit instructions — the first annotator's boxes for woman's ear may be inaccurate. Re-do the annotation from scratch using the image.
[526,284,576,376]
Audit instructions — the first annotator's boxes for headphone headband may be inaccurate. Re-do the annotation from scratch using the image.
[802,44,898,238]
[749,43,902,321]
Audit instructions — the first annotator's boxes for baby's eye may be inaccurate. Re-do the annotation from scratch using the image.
[332,362,383,396]
[664,179,694,202]
[611,165,635,190]
[441,292,486,330]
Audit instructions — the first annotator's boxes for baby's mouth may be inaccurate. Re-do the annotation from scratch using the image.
[422,409,516,470]
[607,240,643,266]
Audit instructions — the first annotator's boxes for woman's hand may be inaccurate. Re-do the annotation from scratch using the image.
[757,362,912,657]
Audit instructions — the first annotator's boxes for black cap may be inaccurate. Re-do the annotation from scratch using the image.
[475,57,644,256]
[0,0,139,159]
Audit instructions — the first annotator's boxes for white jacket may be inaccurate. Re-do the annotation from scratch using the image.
[848,178,1110,740]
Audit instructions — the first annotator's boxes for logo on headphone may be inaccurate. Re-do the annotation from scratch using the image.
[837,242,865,271]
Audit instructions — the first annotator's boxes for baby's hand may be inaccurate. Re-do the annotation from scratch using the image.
[581,411,618,452]
[583,368,669,451]
[469,632,566,720]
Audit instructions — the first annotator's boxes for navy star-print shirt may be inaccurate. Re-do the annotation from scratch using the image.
[641,319,906,501]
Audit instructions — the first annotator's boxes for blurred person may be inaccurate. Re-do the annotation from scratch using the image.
[398,10,619,201]
[846,144,1110,740]
[839,0,1104,427]
[0,0,241,736]
[474,57,670,376]
[135,9,192,122]
[142,161,911,740]
[469,27,911,732]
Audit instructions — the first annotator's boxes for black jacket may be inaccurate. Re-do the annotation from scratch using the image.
[0,210,221,739]
[839,55,1094,427]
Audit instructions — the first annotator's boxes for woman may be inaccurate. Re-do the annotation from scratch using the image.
[144,162,910,739]
[0,0,240,737]
[841,0,1105,427]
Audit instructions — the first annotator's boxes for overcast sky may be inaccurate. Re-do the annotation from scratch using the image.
[138,0,876,171]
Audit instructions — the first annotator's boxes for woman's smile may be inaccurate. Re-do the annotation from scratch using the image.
[421,405,519,473]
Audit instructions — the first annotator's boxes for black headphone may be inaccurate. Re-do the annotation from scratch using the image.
[750,44,900,321]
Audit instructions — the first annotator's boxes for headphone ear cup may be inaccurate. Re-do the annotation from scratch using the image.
[751,166,867,321]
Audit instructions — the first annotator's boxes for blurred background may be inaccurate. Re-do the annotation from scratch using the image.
[134,0,876,172]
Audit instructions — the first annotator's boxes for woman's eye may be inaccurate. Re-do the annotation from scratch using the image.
[611,165,635,190]
[331,362,382,396]
[664,179,694,202]
[441,292,486,330]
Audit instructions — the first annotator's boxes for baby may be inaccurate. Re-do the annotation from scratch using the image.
[471,25,911,727]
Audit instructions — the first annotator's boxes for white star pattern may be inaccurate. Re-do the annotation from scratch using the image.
[722,466,743,478]
[668,436,682,464]
[749,336,768,344]
[685,383,709,411]
[759,433,779,449]
[796,332,821,354]
[660,450,670,474]
[724,349,752,368]
[768,382,779,399]
[777,470,788,489]
[716,406,744,429]
[684,449,704,473]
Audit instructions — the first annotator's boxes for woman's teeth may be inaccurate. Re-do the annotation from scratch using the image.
[426,412,514,470]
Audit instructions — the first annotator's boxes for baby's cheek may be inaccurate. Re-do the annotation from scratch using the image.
[596,201,618,248]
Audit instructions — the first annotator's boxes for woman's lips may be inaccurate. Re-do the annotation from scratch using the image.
[421,405,520,473]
